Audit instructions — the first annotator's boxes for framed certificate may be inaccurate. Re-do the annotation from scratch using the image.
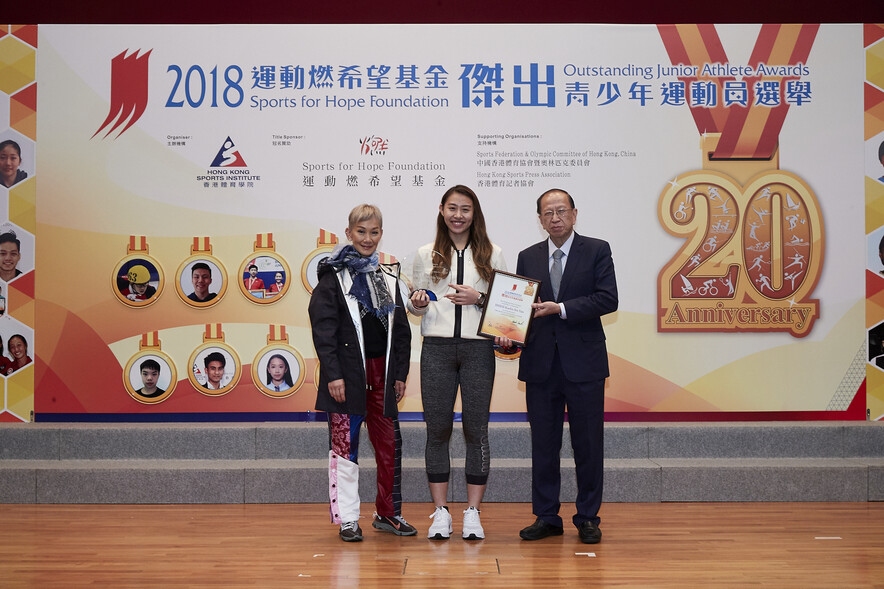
[477,270,541,346]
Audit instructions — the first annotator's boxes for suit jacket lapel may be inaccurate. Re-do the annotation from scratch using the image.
[558,232,581,298]
[535,241,555,301]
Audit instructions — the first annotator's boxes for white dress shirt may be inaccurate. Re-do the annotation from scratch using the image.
[547,232,575,319]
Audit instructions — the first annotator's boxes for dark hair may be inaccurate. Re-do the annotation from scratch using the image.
[0,231,20,251]
[204,351,226,368]
[536,188,576,214]
[8,334,26,355]
[248,264,258,271]
[879,233,884,254]
[0,140,21,157]
[265,353,294,387]
[140,359,161,373]
[191,262,211,275]
[431,185,494,284]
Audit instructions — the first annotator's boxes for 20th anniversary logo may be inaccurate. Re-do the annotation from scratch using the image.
[656,24,823,338]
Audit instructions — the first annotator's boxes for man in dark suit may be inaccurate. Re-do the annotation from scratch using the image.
[511,188,618,544]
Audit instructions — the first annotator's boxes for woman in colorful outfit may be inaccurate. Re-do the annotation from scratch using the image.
[308,204,417,542]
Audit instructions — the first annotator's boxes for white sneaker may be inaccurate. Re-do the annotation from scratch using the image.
[427,506,452,540]
[462,506,485,540]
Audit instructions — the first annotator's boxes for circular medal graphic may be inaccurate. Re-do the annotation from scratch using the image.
[251,344,306,398]
[123,351,177,404]
[301,245,335,294]
[188,342,242,396]
[176,255,228,308]
[113,255,164,308]
[239,252,292,304]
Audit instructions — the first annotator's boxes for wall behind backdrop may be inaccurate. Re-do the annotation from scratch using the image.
[5,0,880,24]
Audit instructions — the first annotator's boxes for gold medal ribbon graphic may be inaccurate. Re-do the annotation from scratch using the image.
[656,24,823,337]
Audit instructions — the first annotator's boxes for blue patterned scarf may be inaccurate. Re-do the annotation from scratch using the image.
[320,245,397,324]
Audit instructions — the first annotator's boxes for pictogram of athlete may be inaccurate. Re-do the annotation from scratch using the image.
[784,270,803,290]
[784,252,805,271]
[674,200,691,221]
[702,235,718,253]
[756,274,774,294]
[748,221,760,241]
[679,274,695,296]
[715,200,733,215]
[746,241,771,253]
[787,235,808,247]
[711,219,731,233]
[784,193,801,211]
[752,206,770,225]
[697,279,718,296]
[748,255,769,272]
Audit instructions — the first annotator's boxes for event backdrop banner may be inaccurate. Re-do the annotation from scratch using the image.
[0,25,36,424]
[33,24,867,420]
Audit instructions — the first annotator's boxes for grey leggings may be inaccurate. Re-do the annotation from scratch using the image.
[421,337,495,485]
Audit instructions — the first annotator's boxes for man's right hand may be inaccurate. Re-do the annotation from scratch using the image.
[531,299,562,318]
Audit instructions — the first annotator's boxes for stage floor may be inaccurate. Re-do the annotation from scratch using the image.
[2,502,883,587]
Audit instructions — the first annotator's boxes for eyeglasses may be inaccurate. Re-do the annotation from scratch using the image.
[541,208,572,220]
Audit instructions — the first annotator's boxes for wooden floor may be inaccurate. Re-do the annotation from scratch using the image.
[2,502,884,587]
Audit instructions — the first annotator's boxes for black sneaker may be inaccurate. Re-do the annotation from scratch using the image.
[372,514,418,536]
[339,521,363,542]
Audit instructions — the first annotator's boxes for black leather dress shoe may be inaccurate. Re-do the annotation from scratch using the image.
[577,521,602,544]
[519,517,564,540]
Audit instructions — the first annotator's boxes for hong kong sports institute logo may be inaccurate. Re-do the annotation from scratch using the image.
[93,49,152,139]
[210,137,248,167]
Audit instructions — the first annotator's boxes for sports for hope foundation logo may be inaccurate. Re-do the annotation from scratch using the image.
[93,49,152,140]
